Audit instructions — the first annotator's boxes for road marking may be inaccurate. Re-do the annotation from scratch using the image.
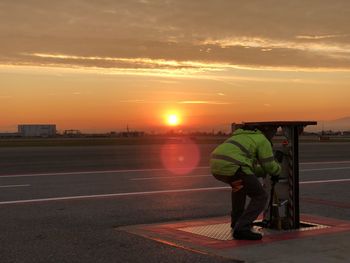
[131,167,350,180]
[0,178,349,205]
[276,165,348,173]
[300,178,350,184]
[0,166,210,178]
[0,186,229,205]
[0,161,349,179]
[0,184,30,188]
[301,167,350,172]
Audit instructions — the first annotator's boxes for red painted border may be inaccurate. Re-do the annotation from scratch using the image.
[137,214,350,249]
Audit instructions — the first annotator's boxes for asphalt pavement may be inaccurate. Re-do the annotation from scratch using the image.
[0,141,349,262]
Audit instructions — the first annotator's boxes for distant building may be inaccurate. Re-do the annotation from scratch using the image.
[18,124,57,137]
[120,131,145,137]
[0,132,21,138]
[63,129,82,137]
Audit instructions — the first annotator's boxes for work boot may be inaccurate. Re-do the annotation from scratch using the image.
[233,229,262,240]
[252,219,269,228]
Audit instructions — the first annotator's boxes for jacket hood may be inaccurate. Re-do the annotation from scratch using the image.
[233,128,262,135]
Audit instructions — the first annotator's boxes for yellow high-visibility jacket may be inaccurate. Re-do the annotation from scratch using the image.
[210,128,281,177]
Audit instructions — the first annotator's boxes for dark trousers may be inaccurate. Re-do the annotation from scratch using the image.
[213,171,268,231]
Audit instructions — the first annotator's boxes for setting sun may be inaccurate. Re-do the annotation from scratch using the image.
[166,114,180,126]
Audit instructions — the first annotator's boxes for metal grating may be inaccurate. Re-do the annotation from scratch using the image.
[178,221,330,241]
[179,223,233,241]
[297,221,330,232]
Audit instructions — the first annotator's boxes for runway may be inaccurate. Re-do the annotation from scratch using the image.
[0,141,349,263]
[1,141,350,175]
[0,161,350,205]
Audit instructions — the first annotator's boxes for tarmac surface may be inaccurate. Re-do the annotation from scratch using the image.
[0,141,349,262]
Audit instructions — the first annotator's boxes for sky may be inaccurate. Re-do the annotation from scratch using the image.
[1,0,350,133]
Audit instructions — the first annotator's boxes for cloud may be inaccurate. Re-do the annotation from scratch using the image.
[119,100,231,105]
[1,0,350,72]
[296,34,349,40]
[201,37,350,56]
[178,101,231,105]
[19,51,350,74]
[120,99,146,103]
[26,53,224,71]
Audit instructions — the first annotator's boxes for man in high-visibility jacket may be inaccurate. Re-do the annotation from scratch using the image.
[210,124,282,240]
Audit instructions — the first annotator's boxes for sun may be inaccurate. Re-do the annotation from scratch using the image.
[166,114,180,126]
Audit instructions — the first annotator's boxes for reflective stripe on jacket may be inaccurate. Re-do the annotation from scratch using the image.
[210,128,281,177]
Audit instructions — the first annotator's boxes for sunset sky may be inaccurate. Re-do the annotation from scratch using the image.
[1,0,350,132]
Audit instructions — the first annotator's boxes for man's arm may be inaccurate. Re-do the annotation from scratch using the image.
[256,136,282,176]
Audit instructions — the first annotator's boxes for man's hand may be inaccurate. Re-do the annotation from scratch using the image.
[274,150,284,163]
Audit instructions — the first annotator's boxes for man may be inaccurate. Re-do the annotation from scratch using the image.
[210,124,282,240]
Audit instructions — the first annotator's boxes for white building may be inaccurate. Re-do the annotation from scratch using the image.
[18,124,57,137]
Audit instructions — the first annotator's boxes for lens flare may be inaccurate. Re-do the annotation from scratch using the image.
[161,139,200,175]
